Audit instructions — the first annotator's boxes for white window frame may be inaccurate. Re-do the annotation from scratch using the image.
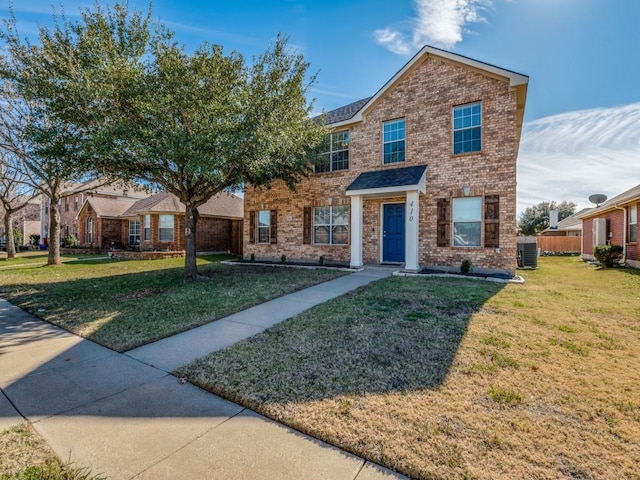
[143,215,150,241]
[257,210,270,244]
[452,197,482,247]
[383,118,405,164]
[629,205,637,243]
[313,205,348,245]
[453,102,482,155]
[314,131,349,173]
[86,218,94,244]
[158,215,174,242]
[129,219,141,246]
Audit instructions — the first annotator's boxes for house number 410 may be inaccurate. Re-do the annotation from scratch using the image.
[409,200,414,222]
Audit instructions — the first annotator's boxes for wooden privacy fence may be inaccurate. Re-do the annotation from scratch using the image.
[537,236,581,253]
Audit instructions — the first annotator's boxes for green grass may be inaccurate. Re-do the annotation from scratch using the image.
[177,257,640,479]
[0,423,104,480]
[0,254,347,351]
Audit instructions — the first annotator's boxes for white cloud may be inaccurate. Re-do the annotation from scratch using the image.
[375,0,492,54]
[517,102,640,213]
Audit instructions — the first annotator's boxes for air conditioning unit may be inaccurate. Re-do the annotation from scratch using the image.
[517,239,538,268]
[593,218,607,246]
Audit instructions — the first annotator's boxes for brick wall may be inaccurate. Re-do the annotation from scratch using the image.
[582,202,639,267]
[244,55,521,273]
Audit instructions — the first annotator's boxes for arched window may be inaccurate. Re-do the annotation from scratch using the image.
[86,218,94,244]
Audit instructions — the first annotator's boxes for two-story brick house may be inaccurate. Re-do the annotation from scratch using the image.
[243,45,528,275]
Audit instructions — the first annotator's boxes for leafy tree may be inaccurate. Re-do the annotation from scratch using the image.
[518,201,577,236]
[0,4,145,265]
[2,3,325,277]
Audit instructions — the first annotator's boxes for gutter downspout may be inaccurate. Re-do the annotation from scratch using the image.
[614,204,627,264]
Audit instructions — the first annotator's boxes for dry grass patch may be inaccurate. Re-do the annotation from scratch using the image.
[0,422,103,479]
[0,255,347,351]
[178,257,640,479]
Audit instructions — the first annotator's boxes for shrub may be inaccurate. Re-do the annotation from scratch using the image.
[593,244,623,267]
[280,254,287,263]
[64,235,79,247]
[319,255,325,265]
[250,253,255,262]
[461,259,472,274]
[12,227,23,246]
[29,234,40,246]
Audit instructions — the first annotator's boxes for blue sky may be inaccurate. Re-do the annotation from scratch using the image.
[2,0,639,211]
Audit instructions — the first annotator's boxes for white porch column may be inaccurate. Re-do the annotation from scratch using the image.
[405,190,420,271]
[350,194,363,268]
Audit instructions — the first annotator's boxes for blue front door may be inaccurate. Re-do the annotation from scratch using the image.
[383,203,405,263]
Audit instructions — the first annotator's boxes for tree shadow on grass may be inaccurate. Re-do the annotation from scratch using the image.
[180,276,507,402]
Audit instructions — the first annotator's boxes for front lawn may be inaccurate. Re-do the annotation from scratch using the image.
[178,257,640,479]
[0,255,347,352]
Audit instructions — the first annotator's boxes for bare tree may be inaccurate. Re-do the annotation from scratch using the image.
[0,149,37,258]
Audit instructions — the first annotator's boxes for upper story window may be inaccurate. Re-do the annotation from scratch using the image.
[453,102,482,155]
[383,119,405,164]
[74,196,78,211]
[314,131,349,173]
[629,205,638,243]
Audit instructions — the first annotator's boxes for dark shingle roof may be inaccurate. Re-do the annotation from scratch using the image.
[314,97,372,125]
[346,165,427,191]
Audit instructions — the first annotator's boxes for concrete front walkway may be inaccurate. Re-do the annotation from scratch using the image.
[0,268,405,480]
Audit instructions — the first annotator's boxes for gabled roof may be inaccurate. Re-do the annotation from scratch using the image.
[122,191,243,219]
[322,44,528,131]
[62,178,147,199]
[317,97,372,124]
[346,164,427,197]
[79,196,140,219]
[578,184,640,219]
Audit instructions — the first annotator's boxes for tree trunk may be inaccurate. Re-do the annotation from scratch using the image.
[183,202,199,280]
[48,196,62,265]
[3,210,16,259]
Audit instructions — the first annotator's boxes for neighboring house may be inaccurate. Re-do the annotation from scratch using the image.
[578,184,640,268]
[40,178,147,243]
[540,208,592,237]
[243,45,529,275]
[77,191,244,254]
[0,195,41,246]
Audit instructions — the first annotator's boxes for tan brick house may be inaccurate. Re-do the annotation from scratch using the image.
[243,45,529,275]
[578,184,640,268]
[77,191,243,254]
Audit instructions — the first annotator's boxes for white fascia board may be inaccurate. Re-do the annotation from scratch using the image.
[346,185,421,197]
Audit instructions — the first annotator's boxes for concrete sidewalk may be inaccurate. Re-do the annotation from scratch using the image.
[0,268,405,480]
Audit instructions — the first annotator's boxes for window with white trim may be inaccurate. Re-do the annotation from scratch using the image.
[86,218,94,244]
[158,215,174,242]
[143,215,150,241]
[453,102,482,154]
[452,197,482,247]
[629,205,637,243]
[313,205,348,245]
[129,220,140,245]
[257,210,270,244]
[314,131,349,173]
[383,119,405,164]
